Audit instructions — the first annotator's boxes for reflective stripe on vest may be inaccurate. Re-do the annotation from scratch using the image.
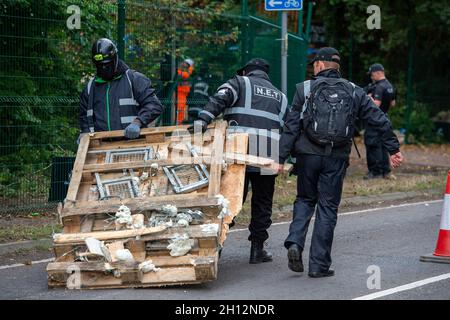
[218,83,238,106]
[199,109,215,120]
[121,116,137,125]
[119,98,138,106]
[227,125,281,141]
[223,76,287,126]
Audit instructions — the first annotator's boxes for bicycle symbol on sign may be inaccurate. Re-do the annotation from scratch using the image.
[284,0,300,8]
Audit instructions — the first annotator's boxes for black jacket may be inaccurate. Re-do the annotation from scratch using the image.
[279,69,400,162]
[364,78,395,114]
[79,60,164,133]
[198,70,288,173]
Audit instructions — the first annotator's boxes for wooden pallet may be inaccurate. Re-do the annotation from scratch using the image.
[47,121,259,288]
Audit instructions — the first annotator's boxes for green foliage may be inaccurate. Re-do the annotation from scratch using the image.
[389,102,441,144]
[315,0,449,142]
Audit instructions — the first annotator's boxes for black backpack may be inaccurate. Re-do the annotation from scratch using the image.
[302,78,356,147]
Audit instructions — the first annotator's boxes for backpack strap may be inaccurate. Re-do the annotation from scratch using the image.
[86,77,95,133]
[125,69,136,100]
[300,80,311,120]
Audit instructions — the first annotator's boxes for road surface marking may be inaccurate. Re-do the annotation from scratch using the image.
[0,258,54,270]
[228,199,443,233]
[353,272,450,300]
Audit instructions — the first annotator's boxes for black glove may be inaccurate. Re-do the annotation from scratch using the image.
[188,120,208,133]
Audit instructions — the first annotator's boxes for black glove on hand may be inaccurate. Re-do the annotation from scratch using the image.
[188,119,208,134]
[124,122,141,139]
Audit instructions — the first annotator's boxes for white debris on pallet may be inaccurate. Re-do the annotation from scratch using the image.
[140,172,149,182]
[176,213,193,223]
[138,260,160,273]
[165,219,174,228]
[52,233,62,241]
[200,223,219,234]
[85,237,112,262]
[115,249,135,262]
[167,234,195,257]
[150,163,159,176]
[184,209,204,222]
[177,219,189,227]
[216,194,231,218]
[115,205,133,230]
[114,205,145,230]
[162,204,178,217]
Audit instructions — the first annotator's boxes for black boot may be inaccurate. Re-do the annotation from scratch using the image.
[249,241,273,264]
[287,244,304,272]
[308,269,335,278]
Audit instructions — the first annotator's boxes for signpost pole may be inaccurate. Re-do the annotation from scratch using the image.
[281,11,288,94]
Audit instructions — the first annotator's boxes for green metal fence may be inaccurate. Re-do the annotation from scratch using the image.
[0,0,308,214]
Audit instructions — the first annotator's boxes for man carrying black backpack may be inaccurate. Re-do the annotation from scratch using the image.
[277,47,404,278]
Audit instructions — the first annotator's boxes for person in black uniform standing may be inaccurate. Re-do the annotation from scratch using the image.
[277,48,404,277]
[364,63,397,179]
[79,38,164,140]
[189,58,289,264]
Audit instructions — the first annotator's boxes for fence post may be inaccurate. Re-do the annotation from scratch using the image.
[348,33,353,81]
[241,0,249,66]
[299,1,315,82]
[117,0,126,60]
[405,23,415,144]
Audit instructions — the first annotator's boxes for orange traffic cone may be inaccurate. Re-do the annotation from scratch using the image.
[421,171,450,263]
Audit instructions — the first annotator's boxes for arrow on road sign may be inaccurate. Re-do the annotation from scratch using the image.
[265,0,303,11]
[269,0,283,6]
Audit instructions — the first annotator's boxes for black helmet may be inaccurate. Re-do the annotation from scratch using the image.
[91,38,118,68]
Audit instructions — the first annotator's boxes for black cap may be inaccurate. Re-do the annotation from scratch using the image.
[367,63,385,74]
[310,47,341,65]
[237,58,270,76]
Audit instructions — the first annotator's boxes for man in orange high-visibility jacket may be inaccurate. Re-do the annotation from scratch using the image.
[176,58,194,124]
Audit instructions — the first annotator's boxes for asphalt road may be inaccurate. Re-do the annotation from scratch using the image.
[1,201,449,300]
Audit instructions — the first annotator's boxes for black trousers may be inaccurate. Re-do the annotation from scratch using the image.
[284,154,348,273]
[243,172,276,243]
[364,127,391,176]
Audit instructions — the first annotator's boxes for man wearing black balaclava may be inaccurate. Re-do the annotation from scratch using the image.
[78,38,164,141]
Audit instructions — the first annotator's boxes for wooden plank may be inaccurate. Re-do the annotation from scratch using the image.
[54,226,167,244]
[219,133,249,245]
[47,258,217,289]
[207,120,227,197]
[62,216,81,233]
[61,193,220,218]
[168,144,274,168]
[146,133,165,143]
[88,139,160,151]
[140,267,197,284]
[105,241,125,262]
[89,125,191,140]
[65,134,90,203]
[126,240,146,262]
[88,124,217,141]
[80,215,95,233]
[54,224,219,246]
[82,158,198,173]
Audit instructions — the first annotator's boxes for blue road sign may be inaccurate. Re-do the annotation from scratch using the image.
[265,0,303,11]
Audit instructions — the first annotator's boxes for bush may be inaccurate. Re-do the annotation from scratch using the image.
[389,102,442,143]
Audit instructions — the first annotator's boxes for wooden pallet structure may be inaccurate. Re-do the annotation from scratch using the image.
[47,121,276,289]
